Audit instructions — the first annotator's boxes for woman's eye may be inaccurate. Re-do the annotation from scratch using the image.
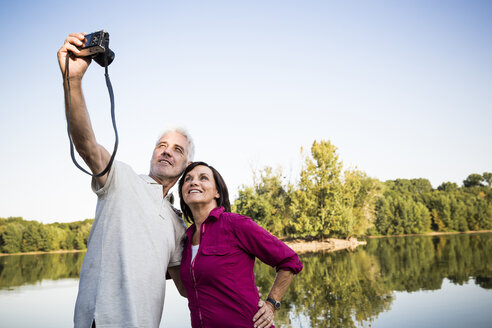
[200,176,208,181]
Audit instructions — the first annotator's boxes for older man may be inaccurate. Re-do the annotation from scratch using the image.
[58,32,191,328]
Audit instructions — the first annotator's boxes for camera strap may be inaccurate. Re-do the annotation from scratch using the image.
[65,53,119,177]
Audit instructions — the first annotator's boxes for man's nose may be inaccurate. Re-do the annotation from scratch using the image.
[161,147,172,156]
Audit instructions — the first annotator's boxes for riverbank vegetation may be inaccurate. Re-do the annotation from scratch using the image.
[1,139,491,254]
[233,140,491,239]
[0,218,92,254]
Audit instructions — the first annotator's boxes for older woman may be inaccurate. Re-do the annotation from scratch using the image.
[178,162,303,328]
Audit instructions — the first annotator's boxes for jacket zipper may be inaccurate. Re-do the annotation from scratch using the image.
[191,223,205,327]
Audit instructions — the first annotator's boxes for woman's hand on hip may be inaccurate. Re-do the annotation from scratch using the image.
[253,299,274,328]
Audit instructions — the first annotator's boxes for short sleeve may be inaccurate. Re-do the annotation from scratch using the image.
[168,210,187,268]
[91,161,123,196]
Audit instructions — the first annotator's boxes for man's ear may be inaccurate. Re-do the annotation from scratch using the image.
[186,161,193,167]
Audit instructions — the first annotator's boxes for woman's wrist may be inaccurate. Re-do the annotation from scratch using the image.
[265,297,281,311]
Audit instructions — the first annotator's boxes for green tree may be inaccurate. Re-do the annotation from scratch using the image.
[233,167,293,237]
[1,223,24,253]
[22,222,43,252]
[438,182,458,192]
[463,174,484,188]
[346,171,384,236]
[290,140,350,238]
[483,172,492,188]
[374,192,430,235]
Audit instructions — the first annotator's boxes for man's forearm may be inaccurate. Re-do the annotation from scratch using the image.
[63,78,110,182]
[63,79,98,158]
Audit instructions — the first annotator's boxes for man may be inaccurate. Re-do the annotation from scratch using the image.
[58,32,191,328]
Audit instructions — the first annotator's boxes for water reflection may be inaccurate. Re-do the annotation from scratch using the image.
[255,245,392,327]
[0,233,491,327]
[254,233,492,327]
[0,252,84,289]
[365,233,492,291]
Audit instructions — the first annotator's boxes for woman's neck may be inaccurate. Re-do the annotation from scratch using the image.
[191,203,217,227]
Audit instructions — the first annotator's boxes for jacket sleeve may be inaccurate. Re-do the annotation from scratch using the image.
[232,215,303,274]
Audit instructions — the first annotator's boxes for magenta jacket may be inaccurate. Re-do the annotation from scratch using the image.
[179,207,303,328]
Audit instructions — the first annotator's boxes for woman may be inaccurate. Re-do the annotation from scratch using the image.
[178,162,303,328]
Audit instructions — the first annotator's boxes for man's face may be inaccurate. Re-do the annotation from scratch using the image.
[150,131,190,182]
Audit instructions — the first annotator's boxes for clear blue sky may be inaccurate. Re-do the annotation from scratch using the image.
[1,0,491,223]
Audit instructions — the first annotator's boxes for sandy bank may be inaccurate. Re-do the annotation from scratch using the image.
[285,238,366,254]
[0,249,86,257]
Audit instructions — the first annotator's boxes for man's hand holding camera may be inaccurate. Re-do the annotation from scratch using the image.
[57,33,91,81]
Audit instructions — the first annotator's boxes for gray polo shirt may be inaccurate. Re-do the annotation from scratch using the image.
[74,161,186,328]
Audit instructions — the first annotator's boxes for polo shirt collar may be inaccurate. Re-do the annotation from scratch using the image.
[140,174,159,184]
[140,174,174,201]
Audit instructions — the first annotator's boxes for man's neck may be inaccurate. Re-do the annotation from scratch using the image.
[149,173,179,198]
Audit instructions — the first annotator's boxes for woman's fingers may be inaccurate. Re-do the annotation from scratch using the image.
[253,302,274,328]
[252,304,266,321]
[255,313,274,328]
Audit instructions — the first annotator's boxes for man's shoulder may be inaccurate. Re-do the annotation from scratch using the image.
[94,161,148,194]
[114,161,154,184]
[113,160,138,175]
[164,202,187,231]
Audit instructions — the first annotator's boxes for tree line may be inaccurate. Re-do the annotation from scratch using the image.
[233,140,491,239]
[0,217,92,254]
[1,139,491,253]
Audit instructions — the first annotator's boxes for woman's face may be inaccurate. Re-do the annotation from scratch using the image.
[181,165,220,208]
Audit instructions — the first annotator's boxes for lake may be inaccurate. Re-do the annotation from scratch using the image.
[1,233,491,327]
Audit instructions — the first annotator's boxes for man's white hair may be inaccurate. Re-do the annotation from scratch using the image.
[156,127,195,162]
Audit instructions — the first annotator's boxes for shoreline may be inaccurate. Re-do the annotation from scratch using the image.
[285,238,366,254]
[365,229,492,239]
[284,230,492,253]
[0,249,86,257]
[2,230,491,256]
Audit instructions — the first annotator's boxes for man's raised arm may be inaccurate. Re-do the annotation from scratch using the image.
[57,33,111,187]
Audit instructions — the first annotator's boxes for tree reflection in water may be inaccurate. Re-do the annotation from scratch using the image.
[254,233,492,327]
[255,246,392,327]
[0,233,491,327]
[0,252,84,289]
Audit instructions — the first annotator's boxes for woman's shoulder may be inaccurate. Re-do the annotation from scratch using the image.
[220,211,250,221]
[219,212,261,233]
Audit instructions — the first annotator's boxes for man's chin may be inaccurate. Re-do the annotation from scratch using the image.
[160,169,182,179]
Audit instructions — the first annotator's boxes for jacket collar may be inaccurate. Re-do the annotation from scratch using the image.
[209,206,225,220]
[185,206,225,238]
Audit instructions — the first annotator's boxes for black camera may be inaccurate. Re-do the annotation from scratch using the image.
[78,30,115,67]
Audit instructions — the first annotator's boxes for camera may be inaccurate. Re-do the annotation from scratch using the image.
[77,30,115,67]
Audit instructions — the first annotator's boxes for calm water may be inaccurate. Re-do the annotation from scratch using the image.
[1,233,491,327]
